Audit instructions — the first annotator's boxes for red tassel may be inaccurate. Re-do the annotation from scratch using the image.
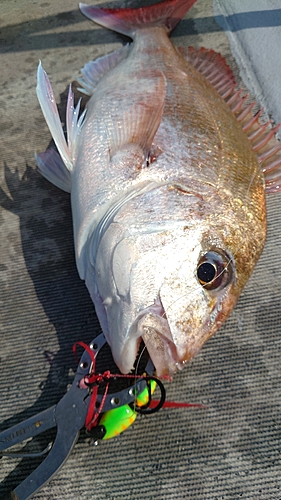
[149,400,207,409]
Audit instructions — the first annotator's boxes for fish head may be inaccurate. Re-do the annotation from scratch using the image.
[141,245,237,376]
[88,184,266,376]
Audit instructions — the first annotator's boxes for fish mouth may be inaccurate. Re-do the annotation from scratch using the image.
[136,308,192,377]
[134,298,221,377]
[117,293,228,376]
[142,327,188,377]
[138,313,217,377]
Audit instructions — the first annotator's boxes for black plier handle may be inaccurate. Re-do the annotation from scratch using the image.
[0,334,153,500]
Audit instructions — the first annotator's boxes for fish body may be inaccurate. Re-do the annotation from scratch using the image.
[36,0,281,376]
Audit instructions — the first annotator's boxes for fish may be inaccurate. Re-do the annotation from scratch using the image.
[36,0,281,376]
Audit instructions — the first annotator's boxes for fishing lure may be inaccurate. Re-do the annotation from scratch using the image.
[0,334,203,499]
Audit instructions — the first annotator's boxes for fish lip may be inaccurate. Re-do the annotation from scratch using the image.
[137,299,221,376]
[133,295,199,376]
[128,291,227,376]
[146,330,189,376]
[142,328,181,376]
[135,304,184,376]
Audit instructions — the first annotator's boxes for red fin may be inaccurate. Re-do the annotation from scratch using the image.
[79,0,197,37]
[184,46,281,194]
[184,46,237,97]
[228,96,281,193]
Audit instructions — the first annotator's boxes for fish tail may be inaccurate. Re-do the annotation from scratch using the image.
[79,0,197,37]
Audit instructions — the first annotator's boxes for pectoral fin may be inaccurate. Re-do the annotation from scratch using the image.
[102,69,166,161]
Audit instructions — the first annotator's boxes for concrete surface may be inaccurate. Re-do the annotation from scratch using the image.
[214,0,281,134]
[1,1,281,499]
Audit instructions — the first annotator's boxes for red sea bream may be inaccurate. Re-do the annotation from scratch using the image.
[36,0,281,376]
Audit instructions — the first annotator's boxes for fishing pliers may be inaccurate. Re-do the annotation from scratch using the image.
[0,333,155,500]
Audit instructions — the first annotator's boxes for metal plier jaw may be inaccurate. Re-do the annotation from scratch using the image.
[0,334,154,500]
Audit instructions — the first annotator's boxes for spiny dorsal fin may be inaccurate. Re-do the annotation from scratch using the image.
[183,46,281,193]
[184,46,237,98]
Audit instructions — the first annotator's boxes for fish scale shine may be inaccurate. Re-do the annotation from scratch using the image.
[36,0,274,376]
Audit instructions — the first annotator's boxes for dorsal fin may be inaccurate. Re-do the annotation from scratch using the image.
[183,46,237,98]
[183,46,281,193]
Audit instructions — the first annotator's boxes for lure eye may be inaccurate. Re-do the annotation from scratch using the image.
[197,250,232,291]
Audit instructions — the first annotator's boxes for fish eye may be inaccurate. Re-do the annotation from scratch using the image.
[197,250,232,291]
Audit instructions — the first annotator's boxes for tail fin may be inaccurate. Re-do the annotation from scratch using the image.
[79,0,197,38]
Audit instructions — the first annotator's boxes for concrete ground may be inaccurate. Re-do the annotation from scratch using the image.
[214,0,281,131]
[1,1,281,498]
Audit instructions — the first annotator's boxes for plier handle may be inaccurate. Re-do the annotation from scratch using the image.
[0,334,153,500]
